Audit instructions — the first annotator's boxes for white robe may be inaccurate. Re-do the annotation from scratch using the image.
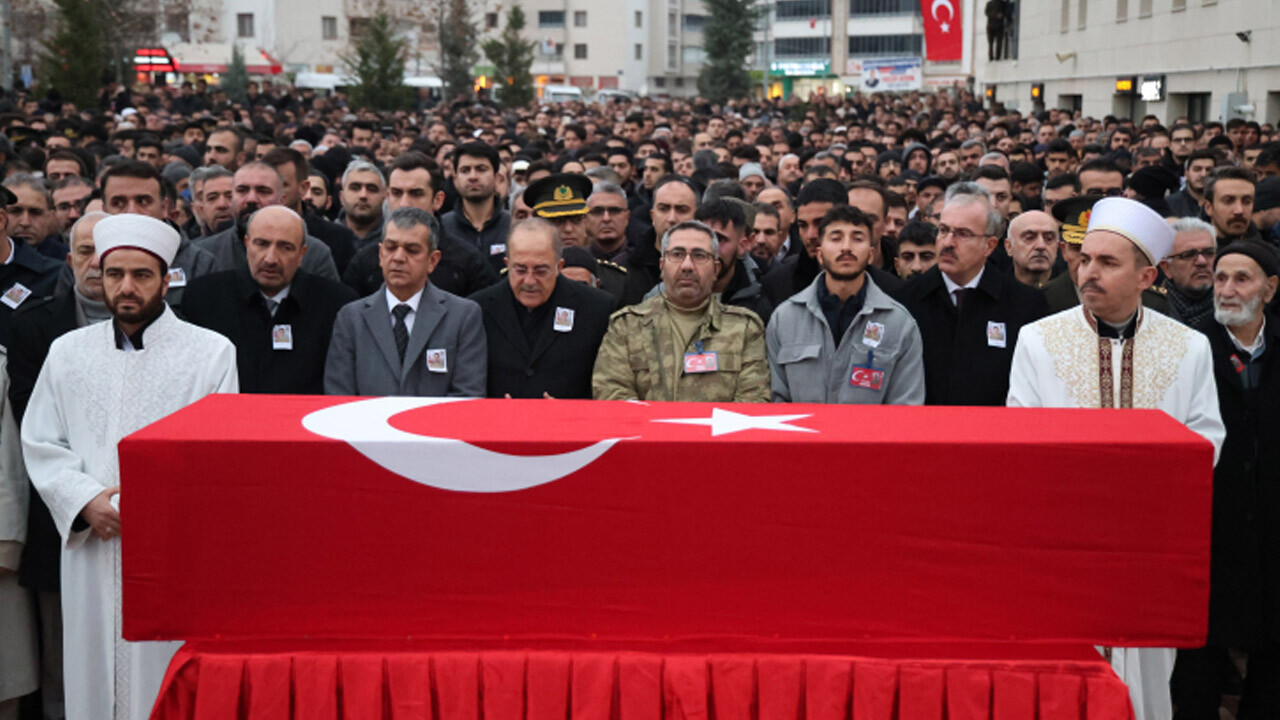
[21,307,238,720]
[0,349,39,706]
[1008,306,1224,720]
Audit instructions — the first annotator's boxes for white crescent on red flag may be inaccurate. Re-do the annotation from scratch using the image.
[921,0,963,62]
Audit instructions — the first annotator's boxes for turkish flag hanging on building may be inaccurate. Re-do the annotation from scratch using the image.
[921,0,962,61]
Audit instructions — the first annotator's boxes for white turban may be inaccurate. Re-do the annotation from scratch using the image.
[93,214,180,267]
[1085,197,1175,265]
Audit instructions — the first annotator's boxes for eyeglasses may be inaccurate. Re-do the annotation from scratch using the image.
[935,224,984,241]
[1085,187,1124,197]
[509,264,554,279]
[663,248,717,265]
[588,206,627,217]
[1167,247,1216,262]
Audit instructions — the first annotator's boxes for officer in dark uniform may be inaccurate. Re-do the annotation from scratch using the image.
[524,174,630,304]
[1044,195,1173,315]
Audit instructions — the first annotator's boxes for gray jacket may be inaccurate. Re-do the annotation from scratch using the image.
[766,272,925,404]
[324,283,487,397]
[194,223,339,281]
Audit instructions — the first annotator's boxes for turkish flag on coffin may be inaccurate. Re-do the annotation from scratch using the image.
[921,0,962,61]
[120,395,1212,647]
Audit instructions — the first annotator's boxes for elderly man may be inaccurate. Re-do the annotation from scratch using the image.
[1171,242,1280,720]
[324,208,486,397]
[767,205,924,404]
[1008,197,1225,720]
[1005,210,1059,288]
[470,219,615,399]
[1159,218,1218,327]
[22,214,238,720]
[183,206,356,394]
[900,183,1051,405]
[593,220,768,402]
[194,162,339,281]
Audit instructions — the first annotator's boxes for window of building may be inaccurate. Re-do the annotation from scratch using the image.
[682,46,706,63]
[683,14,706,30]
[776,0,831,20]
[668,11,678,35]
[1077,0,1087,29]
[846,34,921,56]
[674,77,685,88]
[574,10,587,27]
[654,77,666,88]
[485,12,498,29]
[776,36,831,57]
[1172,0,1185,10]
[1060,0,1070,32]
[635,44,643,60]
[349,17,369,40]
[849,0,917,15]
[165,12,190,42]
[574,43,588,59]
[635,11,643,27]
[1116,0,1126,21]
[1139,0,1152,16]
[237,13,254,38]
[322,16,337,39]
[538,11,565,28]
[667,42,677,70]
[1185,93,1211,122]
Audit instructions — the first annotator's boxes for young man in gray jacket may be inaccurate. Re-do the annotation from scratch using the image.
[766,205,925,404]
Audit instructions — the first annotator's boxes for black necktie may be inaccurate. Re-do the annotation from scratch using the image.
[953,288,972,313]
[392,304,411,362]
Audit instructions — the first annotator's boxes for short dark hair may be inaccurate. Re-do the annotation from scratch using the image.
[1078,158,1124,177]
[645,153,673,174]
[389,151,445,196]
[1044,172,1081,194]
[1045,139,1073,156]
[1010,162,1043,185]
[897,220,938,247]
[653,175,702,207]
[261,147,310,185]
[1204,166,1255,202]
[694,197,747,233]
[974,165,1011,182]
[100,160,163,197]
[452,142,500,172]
[817,204,875,238]
[44,150,89,178]
[796,178,848,209]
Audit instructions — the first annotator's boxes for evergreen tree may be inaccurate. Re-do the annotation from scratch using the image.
[481,4,536,109]
[39,0,109,109]
[697,0,760,104]
[341,12,414,112]
[222,45,250,105]
[436,0,479,103]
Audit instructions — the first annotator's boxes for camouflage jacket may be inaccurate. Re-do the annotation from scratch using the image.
[592,295,769,402]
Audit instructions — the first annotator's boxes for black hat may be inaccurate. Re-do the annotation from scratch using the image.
[1254,177,1280,213]
[1127,165,1180,201]
[561,246,600,277]
[1051,194,1101,245]
[1216,241,1280,278]
[524,173,593,219]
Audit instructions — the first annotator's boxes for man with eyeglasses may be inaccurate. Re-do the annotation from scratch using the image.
[472,219,616,399]
[1159,218,1219,327]
[593,220,768,402]
[1169,123,1198,166]
[1078,158,1126,198]
[899,183,1050,406]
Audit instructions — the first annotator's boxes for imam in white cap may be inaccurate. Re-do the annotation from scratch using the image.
[1084,197,1175,265]
[93,214,181,267]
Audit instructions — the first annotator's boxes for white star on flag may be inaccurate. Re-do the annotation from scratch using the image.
[941,22,950,32]
[653,408,818,437]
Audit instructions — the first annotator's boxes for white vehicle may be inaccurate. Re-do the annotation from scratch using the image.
[542,84,583,103]
[594,88,638,104]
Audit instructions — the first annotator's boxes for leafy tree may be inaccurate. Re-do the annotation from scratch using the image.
[341,11,414,112]
[481,4,536,109]
[222,45,249,105]
[697,0,760,104]
[436,0,478,102]
[38,0,109,108]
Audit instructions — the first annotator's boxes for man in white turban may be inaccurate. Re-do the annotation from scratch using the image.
[21,214,238,720]
[1007,197,1224,720]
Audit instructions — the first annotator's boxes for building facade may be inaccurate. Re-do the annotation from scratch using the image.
[973,0,1280,124]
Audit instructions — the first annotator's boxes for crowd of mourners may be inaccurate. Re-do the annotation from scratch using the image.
[0,78,1278,720]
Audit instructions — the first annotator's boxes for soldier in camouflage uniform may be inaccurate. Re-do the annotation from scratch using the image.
[593,220,769,402]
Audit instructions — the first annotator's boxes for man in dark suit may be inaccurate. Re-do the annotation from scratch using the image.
[1174,243,1280,719]
[183,206,357,394]
[900,182,1051,405]
[472,219,616,399]
[6,210,111,718]
[0,184,62,349]
[261,147,357,275]
[324,207,486,397]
